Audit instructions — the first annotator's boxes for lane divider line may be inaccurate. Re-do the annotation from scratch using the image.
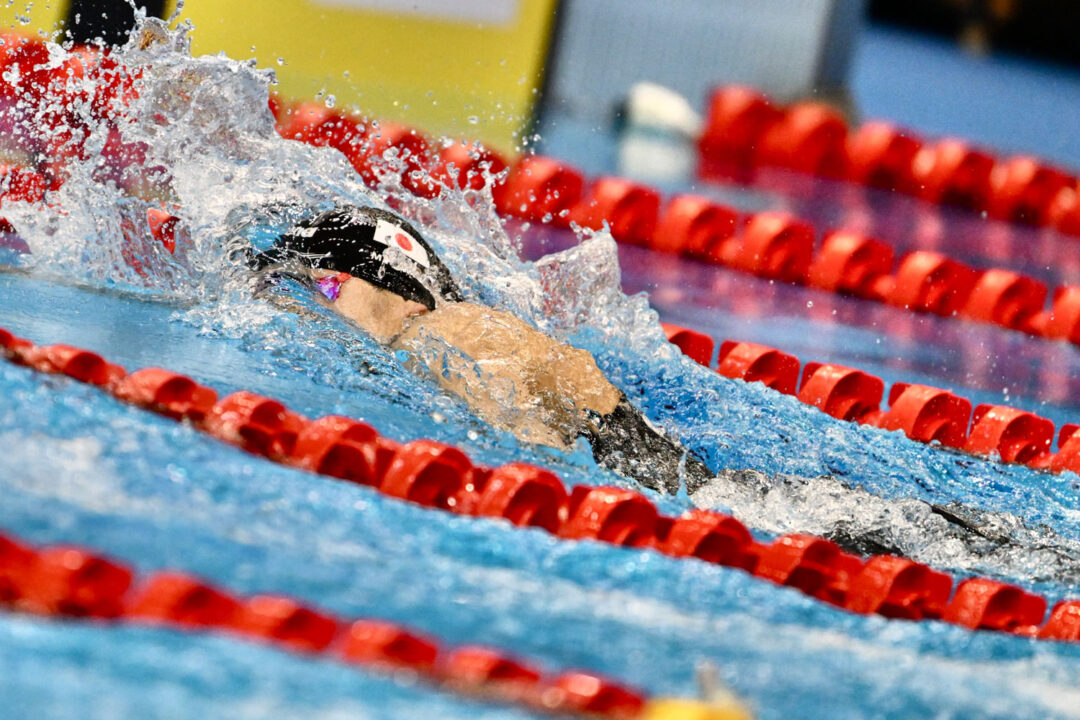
[484,157,1080,347]
[696,85,1080,236]
[662,323,1080,475]
[3,327,1080,644]
[1,528,737,720]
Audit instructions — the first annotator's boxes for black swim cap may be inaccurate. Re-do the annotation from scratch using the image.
[255,205,463,310]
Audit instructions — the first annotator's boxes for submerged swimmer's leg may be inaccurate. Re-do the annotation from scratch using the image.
[692,468,1080,582]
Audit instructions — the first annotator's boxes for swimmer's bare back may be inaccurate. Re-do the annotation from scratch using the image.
[391,302,714,494]
[393,302,621,449]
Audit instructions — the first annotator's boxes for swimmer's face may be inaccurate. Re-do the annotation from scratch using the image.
[312,269,430,342]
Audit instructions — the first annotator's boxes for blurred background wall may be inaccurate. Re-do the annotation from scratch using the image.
[166,0,559,153]
[544,0,862,120]
[0,0,1077,155]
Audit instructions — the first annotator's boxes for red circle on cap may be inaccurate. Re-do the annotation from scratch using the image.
[395,233,414,252]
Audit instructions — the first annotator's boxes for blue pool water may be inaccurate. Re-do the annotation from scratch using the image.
[3,16,1080,720]
[5,233,1080,719]
[0,616,545,720]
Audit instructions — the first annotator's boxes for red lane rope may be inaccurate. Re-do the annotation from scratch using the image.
[696,85,1080,236]
[484,157,1080,347]
[660,323,1080,475]
[0,528,647,719]
[3,40,1080,351]
[3,327,1080,643]
[266,100,1080,350]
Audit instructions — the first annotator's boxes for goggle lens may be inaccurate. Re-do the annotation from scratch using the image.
[316,272,351,301]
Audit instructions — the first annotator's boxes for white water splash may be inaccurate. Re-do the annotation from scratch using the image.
[0,11,653,354]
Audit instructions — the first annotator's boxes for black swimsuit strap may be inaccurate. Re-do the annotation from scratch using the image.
[582,395,712,495]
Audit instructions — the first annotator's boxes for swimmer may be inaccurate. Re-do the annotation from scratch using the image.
[249,204,713,495]
[246,205,1080,576]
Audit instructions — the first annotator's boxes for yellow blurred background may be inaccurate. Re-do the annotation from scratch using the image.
[0,0,559,153]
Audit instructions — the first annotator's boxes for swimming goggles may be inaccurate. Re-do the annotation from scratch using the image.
[315,272,351,301]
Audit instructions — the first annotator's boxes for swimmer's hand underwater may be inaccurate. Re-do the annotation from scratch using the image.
[250,205,712,494]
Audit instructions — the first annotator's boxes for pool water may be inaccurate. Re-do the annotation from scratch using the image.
[2,15,1080,720]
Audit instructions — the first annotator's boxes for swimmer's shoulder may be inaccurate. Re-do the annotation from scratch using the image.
[405,301,525,333]
[394,302,547,358]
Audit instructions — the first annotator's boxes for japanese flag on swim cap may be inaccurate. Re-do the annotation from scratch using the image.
[270,205,463,310]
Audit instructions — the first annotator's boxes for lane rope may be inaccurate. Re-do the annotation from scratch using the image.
[3,327,1079,644]
[0,527,754,719]
[694,85,1080,237]
[660,322,1080,475]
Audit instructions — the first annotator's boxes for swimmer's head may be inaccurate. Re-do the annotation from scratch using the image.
[309,267,431,342]
[252,205,462,311]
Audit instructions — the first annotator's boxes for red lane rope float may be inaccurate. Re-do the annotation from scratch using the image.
[493,159,1079,346]
[4,327,1080,644]
[0,529,648,719]
[660,323,1076,474]
[697,85,1080,236]
[491,155,1080,347]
